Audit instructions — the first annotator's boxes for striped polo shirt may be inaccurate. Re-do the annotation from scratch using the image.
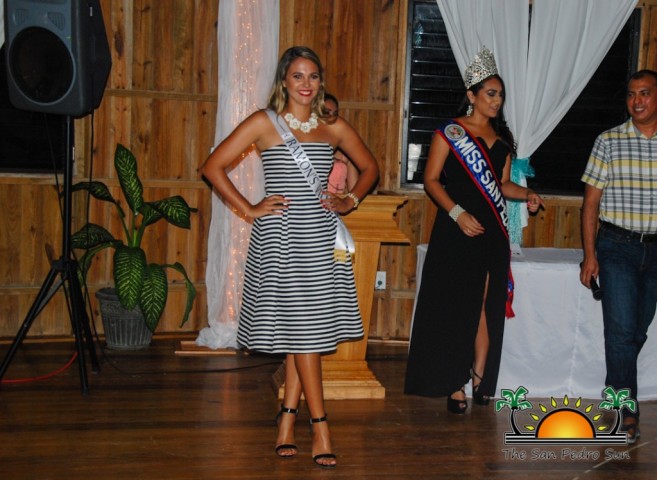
[581,118,657,234]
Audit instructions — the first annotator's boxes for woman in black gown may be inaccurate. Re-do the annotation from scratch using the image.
[404,48,544,414]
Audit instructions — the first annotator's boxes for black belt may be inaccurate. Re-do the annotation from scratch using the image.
[600,222,657,243]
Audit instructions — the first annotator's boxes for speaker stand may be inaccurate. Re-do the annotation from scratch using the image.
[0,116,99,394]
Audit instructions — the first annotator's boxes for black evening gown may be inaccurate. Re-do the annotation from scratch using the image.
[404,135,510,398]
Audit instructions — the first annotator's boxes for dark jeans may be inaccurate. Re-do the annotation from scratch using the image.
[597,223,657,421]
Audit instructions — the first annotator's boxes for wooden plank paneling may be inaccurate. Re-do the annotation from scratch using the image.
[639,3,657,69]
[523,197,583,248]
[0,184,22,284]
[194,2,218,95]
[3,0,657,341]
[132,0,154,89]
[0,0,217,338]
[107,0,132,90]
[647,5,657,69]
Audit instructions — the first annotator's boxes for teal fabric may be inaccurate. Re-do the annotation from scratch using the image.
[508,157,535,245]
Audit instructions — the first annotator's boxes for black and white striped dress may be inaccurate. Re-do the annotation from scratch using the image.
[236,143,364,353]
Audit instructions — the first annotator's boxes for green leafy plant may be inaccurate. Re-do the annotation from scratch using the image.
[70,143,197,331]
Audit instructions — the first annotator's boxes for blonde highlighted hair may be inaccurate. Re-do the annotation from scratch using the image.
[267,46,328,120]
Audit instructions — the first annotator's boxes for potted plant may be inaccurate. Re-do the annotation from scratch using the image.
[70,143,197,349]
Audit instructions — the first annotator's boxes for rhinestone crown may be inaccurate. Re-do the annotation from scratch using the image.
[463,47,498,89]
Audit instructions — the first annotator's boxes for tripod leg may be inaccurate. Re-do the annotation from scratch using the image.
[1,260,100,394]
[1,115,100,393]
[65,260,100,374]
[0,267,61,382]
[51,259,93,394]
[67,286,90,394]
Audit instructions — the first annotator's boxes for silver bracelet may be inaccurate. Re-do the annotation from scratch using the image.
[345,192,360,209]
[449,204,465,222]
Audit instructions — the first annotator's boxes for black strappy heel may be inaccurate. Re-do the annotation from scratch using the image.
[309,415,337,468]
[470,368,490,406]
[275,404,299,457]
[447,387,468,414]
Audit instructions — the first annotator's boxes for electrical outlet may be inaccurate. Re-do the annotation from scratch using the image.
[375,271,386,290]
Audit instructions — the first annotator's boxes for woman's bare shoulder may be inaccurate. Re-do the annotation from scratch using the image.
[248,109,285,151]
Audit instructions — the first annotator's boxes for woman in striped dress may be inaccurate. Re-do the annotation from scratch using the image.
[201,46,378,468]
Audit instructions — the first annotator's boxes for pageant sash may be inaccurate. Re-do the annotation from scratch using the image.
[265,109,355,261]
[436,120,515,318]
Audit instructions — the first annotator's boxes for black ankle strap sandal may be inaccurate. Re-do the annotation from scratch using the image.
[309,415,337,468]
[275,404,299,458]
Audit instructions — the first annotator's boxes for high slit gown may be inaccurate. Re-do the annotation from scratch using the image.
[404,137,510,398]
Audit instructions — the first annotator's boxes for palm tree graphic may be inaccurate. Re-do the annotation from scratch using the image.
[598,386,637,435]
[495,386,533,435]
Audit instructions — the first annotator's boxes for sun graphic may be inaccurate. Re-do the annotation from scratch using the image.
[523,396,609,438]
[537,410,594,438]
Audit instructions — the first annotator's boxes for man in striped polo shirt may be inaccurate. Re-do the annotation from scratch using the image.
[580,69,657,444]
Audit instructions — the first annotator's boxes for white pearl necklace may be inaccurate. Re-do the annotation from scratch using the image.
[284,112,319,133]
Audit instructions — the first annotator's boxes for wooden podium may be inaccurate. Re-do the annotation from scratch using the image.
[272,193,409,400]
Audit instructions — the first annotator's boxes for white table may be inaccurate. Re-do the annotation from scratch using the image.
[413,245,657,400]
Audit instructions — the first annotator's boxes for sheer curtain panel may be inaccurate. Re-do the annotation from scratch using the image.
[196,0,279,349]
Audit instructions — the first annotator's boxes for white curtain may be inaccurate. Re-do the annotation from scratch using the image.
[436,0,635,244]
[196,0,278,349]
[518,0,636,156]
[436,0,528,126]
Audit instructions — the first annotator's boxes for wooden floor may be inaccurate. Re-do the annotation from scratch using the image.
[0,339,655,479]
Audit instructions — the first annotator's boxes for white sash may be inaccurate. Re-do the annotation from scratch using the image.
[265,109,355,260]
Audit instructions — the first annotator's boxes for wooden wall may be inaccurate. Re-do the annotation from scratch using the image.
[0,0,218,338]
[2,0,657,342]
[82,0,218,335]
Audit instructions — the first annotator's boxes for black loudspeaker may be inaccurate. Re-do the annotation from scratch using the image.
[3,0,111,116]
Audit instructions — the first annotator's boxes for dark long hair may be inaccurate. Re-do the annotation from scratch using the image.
[456,74,517,157]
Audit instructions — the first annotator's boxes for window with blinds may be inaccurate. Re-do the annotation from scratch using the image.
[402,1,462,187]
[401,1,641,194]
